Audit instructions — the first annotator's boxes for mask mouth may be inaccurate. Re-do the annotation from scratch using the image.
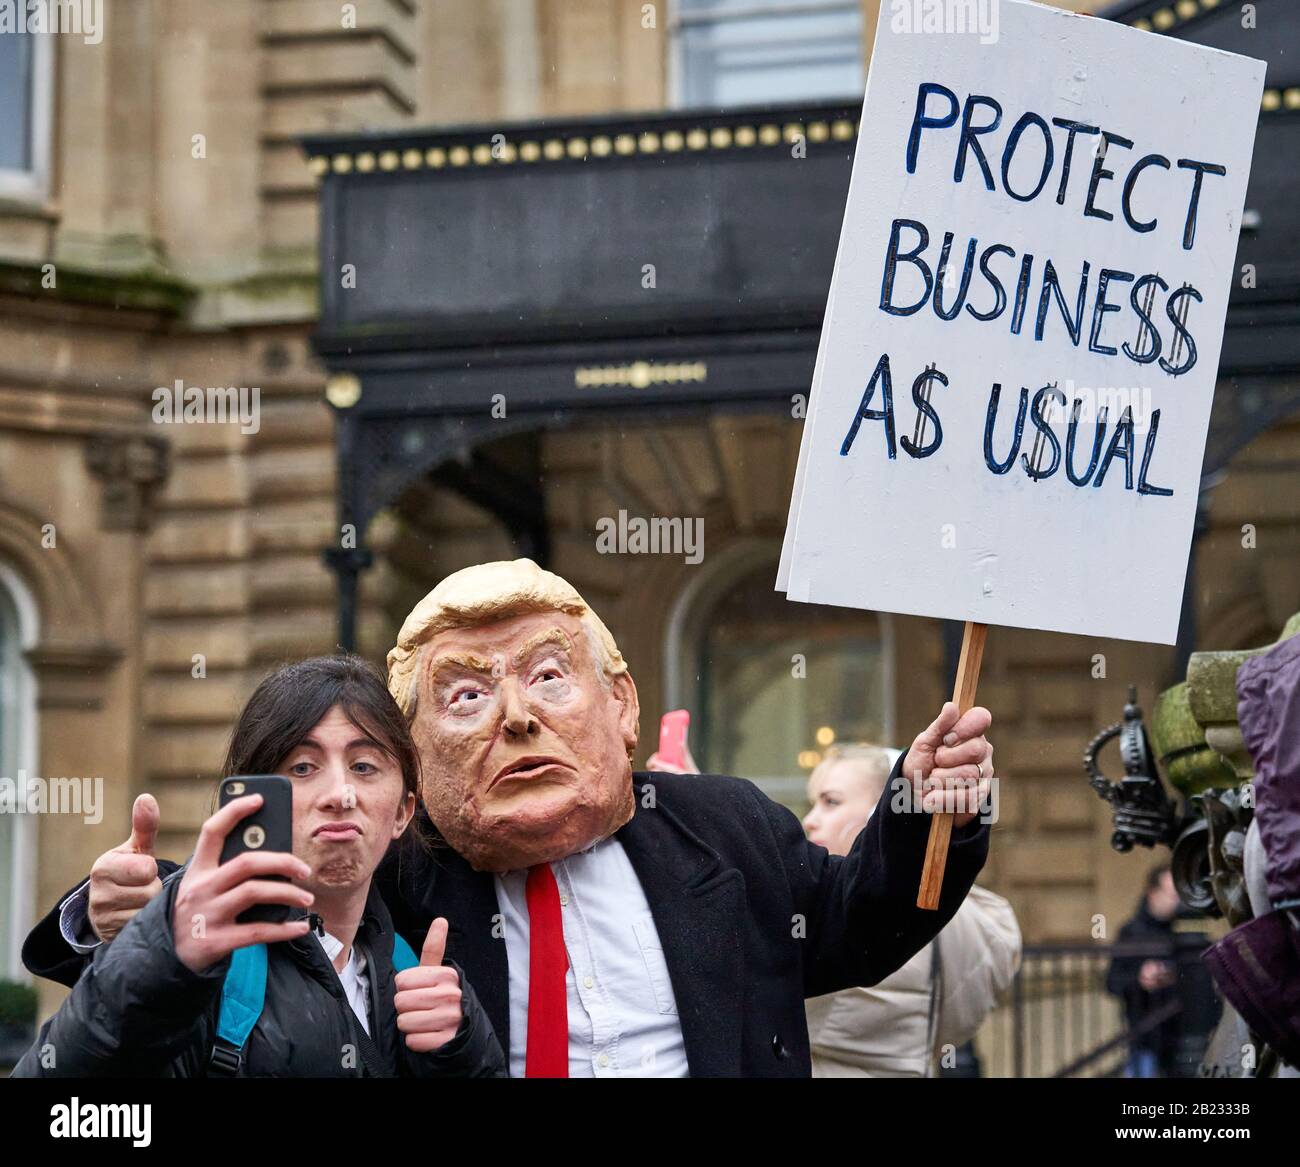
[490,755,573,789]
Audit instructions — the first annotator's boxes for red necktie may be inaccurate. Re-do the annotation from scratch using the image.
[524,863,569,1078]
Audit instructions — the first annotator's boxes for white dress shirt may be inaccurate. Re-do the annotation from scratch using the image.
[494,836,690,1077]
[58,880,101,955]
[316,929,371,1035]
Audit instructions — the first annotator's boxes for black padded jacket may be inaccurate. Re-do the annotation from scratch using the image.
[12,868,504,1078]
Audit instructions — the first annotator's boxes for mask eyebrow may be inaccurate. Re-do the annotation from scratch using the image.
[427,651,497,682]
[510,628,574,670]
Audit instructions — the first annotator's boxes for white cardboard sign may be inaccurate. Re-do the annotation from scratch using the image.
[779,0,1265,644]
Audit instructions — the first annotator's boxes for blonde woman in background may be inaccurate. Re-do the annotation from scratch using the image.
[802,744,1022,1078]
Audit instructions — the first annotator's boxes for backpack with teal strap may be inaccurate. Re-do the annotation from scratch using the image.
[208,933,420,1074]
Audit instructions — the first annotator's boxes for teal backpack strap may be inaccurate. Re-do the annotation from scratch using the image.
[391,933,419,972]
[209,936,417,1074]
[210,944,268,1075]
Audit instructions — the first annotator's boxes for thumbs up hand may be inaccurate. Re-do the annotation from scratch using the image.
[89,793,165,943]
[394,918,464,1053]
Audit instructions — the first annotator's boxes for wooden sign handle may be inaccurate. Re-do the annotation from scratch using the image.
[916,621,987,911]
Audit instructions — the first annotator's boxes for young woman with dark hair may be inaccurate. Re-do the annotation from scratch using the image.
[13,655,503,1078]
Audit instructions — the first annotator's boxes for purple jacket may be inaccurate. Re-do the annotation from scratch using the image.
[1202,631,1300,1068]
[1237,630,1300,906]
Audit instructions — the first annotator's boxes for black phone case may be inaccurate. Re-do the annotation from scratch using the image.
[217,775,295,924]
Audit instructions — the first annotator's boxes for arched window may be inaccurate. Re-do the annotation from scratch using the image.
[0,564,38,980]
[666,542,893,806]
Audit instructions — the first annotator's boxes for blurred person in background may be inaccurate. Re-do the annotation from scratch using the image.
[802,744,1021,1077]
[1105,864,1221,1078]
[1106,865,1180,1077]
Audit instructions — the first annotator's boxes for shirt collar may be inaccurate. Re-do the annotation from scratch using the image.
[315,928,367,975]
[497,834,616,879]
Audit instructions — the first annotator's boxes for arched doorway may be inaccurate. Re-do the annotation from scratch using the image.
[666,541,893,806]
[0,562,38,980]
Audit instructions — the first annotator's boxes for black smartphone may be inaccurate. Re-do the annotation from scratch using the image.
[217,775,295,924]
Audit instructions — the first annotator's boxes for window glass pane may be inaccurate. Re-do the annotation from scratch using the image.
[0,585,16,976]
[0,32,34,171]
[678,2,864,107]
[694,564,886,785]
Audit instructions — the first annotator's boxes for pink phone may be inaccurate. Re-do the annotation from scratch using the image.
[657,710,691,770]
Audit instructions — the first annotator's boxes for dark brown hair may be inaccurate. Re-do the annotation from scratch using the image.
[220,655,422,836]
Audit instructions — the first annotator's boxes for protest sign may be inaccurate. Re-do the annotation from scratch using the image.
[779,0,1265,647]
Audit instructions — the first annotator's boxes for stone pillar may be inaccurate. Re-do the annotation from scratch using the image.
[54,0,159,271]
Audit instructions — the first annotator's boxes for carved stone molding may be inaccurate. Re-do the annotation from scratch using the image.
[27,640,124,710]
[84,433,170,532]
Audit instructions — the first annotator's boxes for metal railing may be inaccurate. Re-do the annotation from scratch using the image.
[973,941,1218,1078]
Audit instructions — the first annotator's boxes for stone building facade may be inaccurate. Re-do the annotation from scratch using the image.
[0,0,1295,1019]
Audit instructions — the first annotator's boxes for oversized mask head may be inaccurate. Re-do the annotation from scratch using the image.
[388,559,640,872]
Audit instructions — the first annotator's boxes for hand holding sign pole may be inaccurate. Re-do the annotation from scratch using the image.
[917,620,986,910]
[778,1,1264,910]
